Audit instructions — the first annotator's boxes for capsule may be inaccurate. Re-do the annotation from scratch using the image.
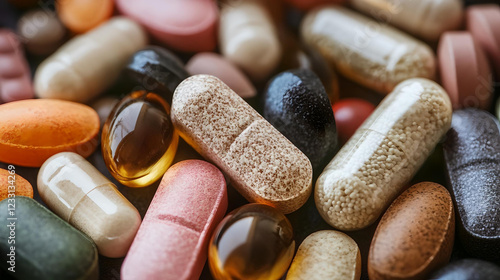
[219,0,281,81]
[286,230,361,280]
[351,0,463,42]
[316,78,452,231]
[209,204,295,280]
[0,197,98,280]
[443,108,500,261]
[430,259,500,280]
[38,152,142,258]
[301,6,435,94]
[34,17,147,103]
[172,75,312,213]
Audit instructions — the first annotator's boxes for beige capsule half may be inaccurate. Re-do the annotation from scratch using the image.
[315,78,452,231]
[171,75,312,214]
[301,6,435,94]
[34,17,147,103]
[286,230,361,280]
[38,152,142,258]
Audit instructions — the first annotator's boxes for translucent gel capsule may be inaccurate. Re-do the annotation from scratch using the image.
[102,91,179,187]
[209,204,295,280]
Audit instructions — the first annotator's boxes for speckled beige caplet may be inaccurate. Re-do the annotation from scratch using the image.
[315,78,452,230]
[171,75,312,213]
[286,230,361,280]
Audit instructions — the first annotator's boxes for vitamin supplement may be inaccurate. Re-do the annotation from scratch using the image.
[57,0,114,34]
[17,9,66,55]
[467,4,500,80]
[90,96,119,128]
[0,168,33,201]
[38,152,142,258]
[331,98,376,143]
[301,6,435,94]
[438,32,492,110]
[263,69,338,170]
[316,78,452,230]
[209,204,295,280]
[116,0,218,52]
[284,0,346,10]
[443,108,500,261]
[0,29,34,103]
[34,17,147,103]
[430,259,500,280]
[172,75,312,213]
[286,230,361,280]
[102,91,179,188]
[122,160,227,280]
[220,0,282,81]
[0,197,98,280]
[186,52,256,99]
[123,46,189,102]
[368,182,455,280]
[351,0,463,42]
[0,99,99,167]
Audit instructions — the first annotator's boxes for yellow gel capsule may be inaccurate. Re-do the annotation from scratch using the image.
[102,91,179,187]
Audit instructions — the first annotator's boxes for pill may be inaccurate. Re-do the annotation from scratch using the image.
[0,29,34,103]
[186,52,256,99]
[351,0,463,42]
[102,91,179,188]
[121,160,227,280]
[467,4,500,80]
[17,9,66,56]
[430,259,500,280]
[301,6,435,94]
[332,98,376,143]
[0,168,33,201]
[34,17,147,103]
[171,75,313,213]
[57,0,114,34]
[442,108,500,261]
[116,0,218,52]
[90,96,119,128]
[38,152,141,258]
[219,0,282,81]
[438,32,493,110]
[209,203,295,280]
[123,46,189,103]
[0,99,99,167]
[368,182,455,280]
[316,78,452,230]
[263,68,338,170]
[0,197,98,280]
[286,230,361,280]
[284,0,346,10]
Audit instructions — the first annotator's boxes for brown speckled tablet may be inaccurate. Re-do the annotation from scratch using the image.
[368,182,455,280]
[171,75,312,213]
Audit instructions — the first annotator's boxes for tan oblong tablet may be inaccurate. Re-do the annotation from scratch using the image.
[301,6,435,94]
[368,182,455,280]
[38,152,142,258]
[171,75,312,214]
[286,230,361,280]
[315,78,452,231]
[34,17,147,103]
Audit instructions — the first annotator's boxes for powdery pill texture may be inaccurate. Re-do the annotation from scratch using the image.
[171,75,313,214]
[315,78,452,231]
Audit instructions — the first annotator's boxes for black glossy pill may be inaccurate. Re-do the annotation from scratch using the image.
[430,259,500,280]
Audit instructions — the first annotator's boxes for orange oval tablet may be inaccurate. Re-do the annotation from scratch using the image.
[0,168,33,201]
[57,0,114,34]
[0,99,99,167]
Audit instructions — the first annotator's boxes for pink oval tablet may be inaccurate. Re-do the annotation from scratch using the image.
[467,5,500,81]
[186,52,256,99]
[121,160,228,280]
[116,0,218,52]
[438,32,492,110]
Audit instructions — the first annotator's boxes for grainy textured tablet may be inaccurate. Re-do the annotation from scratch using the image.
[316,78,452,230]
[171,75,312,213]
[286,230,361,280]
[0,168,33,201]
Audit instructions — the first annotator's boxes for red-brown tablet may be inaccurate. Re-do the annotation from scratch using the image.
[467,5,500,80]
[438,32,493,110]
